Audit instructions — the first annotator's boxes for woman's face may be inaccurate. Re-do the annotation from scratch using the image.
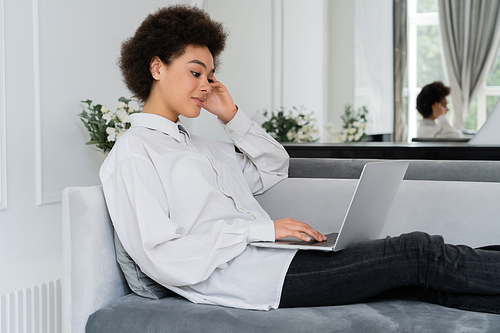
[150,45,215,121]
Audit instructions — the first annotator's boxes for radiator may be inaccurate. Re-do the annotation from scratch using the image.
[0,279,61,333]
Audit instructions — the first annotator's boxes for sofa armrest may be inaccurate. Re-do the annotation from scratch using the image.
[62,186,130,333]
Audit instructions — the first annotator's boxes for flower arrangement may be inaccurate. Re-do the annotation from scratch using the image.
[261,106,318,143]
[339,104,368,142]
[79,96,142,154]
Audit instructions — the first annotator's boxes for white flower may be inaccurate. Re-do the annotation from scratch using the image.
[102,112,113,124]
[116,109,129,122]
[128,107,134,114]
[340,133,347,142]
[348,127,356,135]
[354,133,362,141]
[116,128,126,140]
[101,106,109,113]
[353,121,360,128]
[286,131,294,141]
[118,102,126,109]
[106,127,117,141]
[348,135,354,141]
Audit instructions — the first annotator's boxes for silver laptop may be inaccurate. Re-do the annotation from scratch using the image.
[468,97,500,146]
[250,161,409,252]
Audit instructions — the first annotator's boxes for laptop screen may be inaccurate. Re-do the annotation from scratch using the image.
[468,97,500,146]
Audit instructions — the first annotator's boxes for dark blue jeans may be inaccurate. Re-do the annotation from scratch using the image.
[279,232,500,314]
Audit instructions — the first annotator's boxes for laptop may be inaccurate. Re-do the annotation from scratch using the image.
[468,97,500,146]
[250,161,409,252]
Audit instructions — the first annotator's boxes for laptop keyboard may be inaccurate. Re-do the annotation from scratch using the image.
[289,232,339,247]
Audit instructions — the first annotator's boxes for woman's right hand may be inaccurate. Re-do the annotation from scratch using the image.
[274,218,327,242]
[432,102,448,118]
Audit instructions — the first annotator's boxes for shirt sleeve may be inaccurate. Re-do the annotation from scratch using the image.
[101,155,275,287]
[219,110,289,195]
[435,115,461,138]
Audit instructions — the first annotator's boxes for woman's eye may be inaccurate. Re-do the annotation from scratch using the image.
[191,71,200,77]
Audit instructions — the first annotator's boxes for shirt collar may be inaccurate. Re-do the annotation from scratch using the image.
[421,118,436,125]
[129,113,191,142]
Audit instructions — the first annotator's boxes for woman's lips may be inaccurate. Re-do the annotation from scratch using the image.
[192,98,205,107]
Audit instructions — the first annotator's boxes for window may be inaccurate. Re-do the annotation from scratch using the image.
[406,0,500,139]
[465,52,500,131]
[406,0,445,140]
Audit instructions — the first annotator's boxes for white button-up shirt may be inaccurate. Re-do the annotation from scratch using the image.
[100,110,297,310]
[417,115,461,138]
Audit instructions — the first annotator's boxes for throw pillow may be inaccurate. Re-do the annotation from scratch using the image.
[113,230,173,299]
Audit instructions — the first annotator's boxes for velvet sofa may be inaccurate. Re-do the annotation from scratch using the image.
[62,158,500,333]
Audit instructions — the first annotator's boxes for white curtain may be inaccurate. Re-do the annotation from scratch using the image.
[438,0,500,130]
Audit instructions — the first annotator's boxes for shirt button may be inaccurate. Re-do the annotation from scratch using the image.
[221,186,226,191]
[228,130,233,135]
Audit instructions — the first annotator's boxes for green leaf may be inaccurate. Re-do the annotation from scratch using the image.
[81,99,93,107]
[118,96,132,104]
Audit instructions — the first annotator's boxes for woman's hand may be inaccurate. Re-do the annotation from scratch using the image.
[204,76,238,124]
[432,102,448,118]
[274,218,327,242]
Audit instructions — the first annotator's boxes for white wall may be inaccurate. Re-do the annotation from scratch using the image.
[326,0,356,132]
[0,0,386,295]
[354,0,393,135]
[282,0,326,138]
[196,0,327,142]
[189,0,274,142]
[0,0,191,296]
[0,0,6,213]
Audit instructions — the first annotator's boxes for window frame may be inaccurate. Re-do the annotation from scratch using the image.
[406,0,441,140]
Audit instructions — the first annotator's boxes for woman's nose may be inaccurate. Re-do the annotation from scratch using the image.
[200,79,212,92]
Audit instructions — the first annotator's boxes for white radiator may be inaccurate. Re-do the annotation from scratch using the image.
[0,279,61,333]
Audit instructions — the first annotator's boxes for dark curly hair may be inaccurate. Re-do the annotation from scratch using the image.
[118,5,228,102]
[416,81,451,118]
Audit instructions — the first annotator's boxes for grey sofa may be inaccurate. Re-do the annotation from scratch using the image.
[62,158,500,333]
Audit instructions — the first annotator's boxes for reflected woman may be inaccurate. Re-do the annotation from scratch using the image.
[416,81,461,139]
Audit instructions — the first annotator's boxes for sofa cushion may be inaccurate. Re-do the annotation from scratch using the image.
[86,293,500,333]
[114,231,172,299]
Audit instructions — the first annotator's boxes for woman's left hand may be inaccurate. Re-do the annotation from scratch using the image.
[204,76,238,124]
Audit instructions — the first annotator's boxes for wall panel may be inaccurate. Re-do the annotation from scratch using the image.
[0,0,6,211]
[36,0,182,205]
[0,0,186,297]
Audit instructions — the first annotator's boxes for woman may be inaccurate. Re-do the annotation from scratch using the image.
[416,81,461,139]
[101,5,500,313]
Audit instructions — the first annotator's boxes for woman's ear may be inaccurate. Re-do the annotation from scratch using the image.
[150,56,162,80]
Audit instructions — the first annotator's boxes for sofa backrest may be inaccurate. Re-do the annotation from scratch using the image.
[289,158,500,183]
[255,178,500,248]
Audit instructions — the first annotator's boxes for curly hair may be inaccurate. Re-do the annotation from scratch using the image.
[118,5,228,102]
[416,81,451,118]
